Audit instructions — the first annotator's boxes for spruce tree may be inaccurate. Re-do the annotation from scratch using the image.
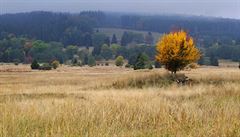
[31,60,40,70]
[111,34,118,44]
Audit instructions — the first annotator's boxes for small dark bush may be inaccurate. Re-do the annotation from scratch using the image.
[155,61,162,68]
[125,64,132,68]
[148,64,153,70]
[39,63,52,70]
[31,60,40,70]
[13,59,20,65]
[111,73,174,89]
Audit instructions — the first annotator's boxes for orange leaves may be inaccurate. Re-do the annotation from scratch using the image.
[156,30,200,73]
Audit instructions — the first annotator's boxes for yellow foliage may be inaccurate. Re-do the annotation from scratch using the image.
[156,30,200,73]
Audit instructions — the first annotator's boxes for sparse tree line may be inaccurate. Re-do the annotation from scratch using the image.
[0,31,157,69]
[0,30,240,70]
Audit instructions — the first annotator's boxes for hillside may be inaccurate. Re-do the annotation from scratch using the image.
[97,28,162,43]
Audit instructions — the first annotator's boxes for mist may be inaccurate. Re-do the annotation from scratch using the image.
[0,0,240,19]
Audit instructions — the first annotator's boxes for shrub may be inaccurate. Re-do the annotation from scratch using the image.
[210,56,219,66]
[134,53,149,70]
[125,64,132,68]
[13,59,20,66]
[31,60,40,70]
[154,61,161,68]
[198,56,205,65]
[111,73,174,89]
[88,55,96,67]
[72,58,78,66]
[39,63,52,70]
[147,64,153,70]
[115,56,124,67]
[51,60,60,69]
[187,63,199,69]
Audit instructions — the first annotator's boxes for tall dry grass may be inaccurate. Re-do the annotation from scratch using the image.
[0,65,240,137]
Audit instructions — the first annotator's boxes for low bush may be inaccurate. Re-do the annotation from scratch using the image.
[186,63,199,70]
[13,59,20,66]
[125,64,132,68]
[39,63,52,70]
[51,60,60,69]
[109,73,196,89]
[31,60,40,70]
[115,56,124,67]
[111,73,174,89]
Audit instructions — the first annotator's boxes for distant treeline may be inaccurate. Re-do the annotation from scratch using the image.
[1,11,240,46]
[0,11,240,64]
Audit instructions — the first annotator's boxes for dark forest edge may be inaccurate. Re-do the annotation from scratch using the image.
[0,11,240,67]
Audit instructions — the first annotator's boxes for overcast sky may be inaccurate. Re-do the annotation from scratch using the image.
[0,0,239,19]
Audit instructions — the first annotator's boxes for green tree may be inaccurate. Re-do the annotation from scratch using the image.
[88,55,96,67]
[145,32,154,45]
[101,44,113,60]
[66,45,78,59]
[83,33,92,48]
[92,33,107,55]
[111,34,118,44]
[115,56,124,67]
[78,49,90,65]
[210,55,219,66]
[104,37,111,46]
[30,40,50,62]
[31,60,40,70]
[110,44,121,57]
[134,53,149,70]
[121,32,129,46]
[198,55,205,65]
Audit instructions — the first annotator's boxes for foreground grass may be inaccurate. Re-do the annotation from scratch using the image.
[0,66,240,137]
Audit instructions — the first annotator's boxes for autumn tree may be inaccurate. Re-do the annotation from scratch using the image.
[156,30,200,74]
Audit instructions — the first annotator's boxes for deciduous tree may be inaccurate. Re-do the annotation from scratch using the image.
[156,30,200,73]
[115,56,124,67]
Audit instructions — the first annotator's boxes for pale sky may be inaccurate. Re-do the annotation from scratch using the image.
[0,0,240,19]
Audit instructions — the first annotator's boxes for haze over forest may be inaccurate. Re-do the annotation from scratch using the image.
[1,0,240,19]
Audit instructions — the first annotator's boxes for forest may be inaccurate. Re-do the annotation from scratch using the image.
[0,11,240,65]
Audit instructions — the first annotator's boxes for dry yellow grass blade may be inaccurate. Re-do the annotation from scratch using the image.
[0,65,240,136]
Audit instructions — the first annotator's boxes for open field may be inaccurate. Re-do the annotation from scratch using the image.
[0,65,240,137]
[97,28,162,43]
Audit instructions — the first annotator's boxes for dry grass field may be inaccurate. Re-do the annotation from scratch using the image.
[0,64,240,137]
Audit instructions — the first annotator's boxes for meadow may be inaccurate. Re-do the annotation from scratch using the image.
[0,64,240,137]
[97,28,162,43]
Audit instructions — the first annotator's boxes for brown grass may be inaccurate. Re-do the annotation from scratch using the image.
[0,65,240,137]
